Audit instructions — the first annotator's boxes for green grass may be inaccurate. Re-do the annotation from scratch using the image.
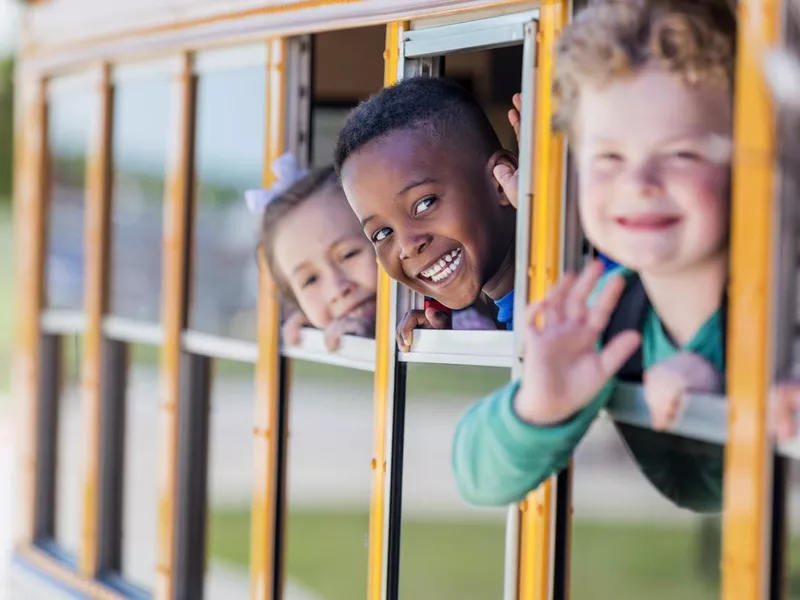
[209,509,736,600]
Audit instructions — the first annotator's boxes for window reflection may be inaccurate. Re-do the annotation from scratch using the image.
[46,86,92,310]
[190,65,265,340]
[109,76,171,323]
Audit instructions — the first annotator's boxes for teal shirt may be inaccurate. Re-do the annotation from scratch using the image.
[451,267,725,513]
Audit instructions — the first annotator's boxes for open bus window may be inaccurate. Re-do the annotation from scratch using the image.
[569,419,722,599]
[205,359,255,599]
[108,64,171,324]
[45,77,92,313]
[400,364,510,599]
[188,46,266,342]
[382,13,537,369]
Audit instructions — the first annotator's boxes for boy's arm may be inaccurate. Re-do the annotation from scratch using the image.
[452,379,615,506]
[614,425,724,513]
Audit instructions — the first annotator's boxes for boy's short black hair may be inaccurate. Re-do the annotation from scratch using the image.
[334,76,502,175]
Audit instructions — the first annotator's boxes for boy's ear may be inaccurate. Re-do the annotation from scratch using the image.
[486,150,518,207]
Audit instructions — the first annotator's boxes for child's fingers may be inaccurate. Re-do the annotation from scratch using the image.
[541,272,577,326]
[565,259,605,321]
[512,92,522,112]
[424,307,451,330]
[395,310,431,352]
[586,273,627,333]
[324,323,345,352]
[597,330,642,379]
[508,108,521,140]
[773,382,800,442]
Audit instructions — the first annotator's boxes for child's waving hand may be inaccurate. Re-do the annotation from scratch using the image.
[514,260,642,425]
[493,93,523,209]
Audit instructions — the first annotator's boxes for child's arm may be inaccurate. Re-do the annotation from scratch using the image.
[452,378,615,505]
[615,352,725,513]
[452,261,641,505]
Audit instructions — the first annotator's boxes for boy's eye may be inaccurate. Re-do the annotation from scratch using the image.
[414,196,438,215]
[342,248,361,260]
[301,274,318,289]
[372,227,392,243]
[670,150,702,162]
[595,152,623,163]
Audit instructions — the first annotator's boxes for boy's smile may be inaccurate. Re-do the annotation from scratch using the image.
[340,128,517,309]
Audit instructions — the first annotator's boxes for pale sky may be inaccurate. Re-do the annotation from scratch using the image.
[0,0,17,56]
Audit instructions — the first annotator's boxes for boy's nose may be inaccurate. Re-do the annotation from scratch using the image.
[628,161,664,198]
[399,232,432,260]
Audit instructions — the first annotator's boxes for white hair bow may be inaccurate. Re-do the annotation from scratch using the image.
[244,152,310,215]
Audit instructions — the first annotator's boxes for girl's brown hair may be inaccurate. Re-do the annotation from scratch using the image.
[258,164,339,305]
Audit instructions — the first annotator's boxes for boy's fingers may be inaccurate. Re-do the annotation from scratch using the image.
[513,93,522,112]
[396,310,431,352]
[586,273,627,332]
[424,307,450,329]
[541,272,576,326]
[598,330,642,379]
[565,259,605,321]
[508,108,521,139]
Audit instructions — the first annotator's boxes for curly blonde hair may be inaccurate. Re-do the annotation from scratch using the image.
[552,0,737,134]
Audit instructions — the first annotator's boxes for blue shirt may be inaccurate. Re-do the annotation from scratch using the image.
[494,289,515,330]
[491,256,616,330]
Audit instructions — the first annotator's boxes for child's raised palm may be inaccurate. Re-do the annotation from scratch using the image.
[493,93,523,208]
[515,260,642,425]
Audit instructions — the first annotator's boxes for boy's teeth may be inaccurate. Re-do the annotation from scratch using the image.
[420,248,462,280]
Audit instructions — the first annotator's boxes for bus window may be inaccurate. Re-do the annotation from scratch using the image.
[284,360,373,600]
[108,62,173,324]
[50,334,82,560]
[569,418,722,599]
[206,359,255,600]
[378,13,537,598]
[399,363,509,599]
[189,46,266,341]
[278,26,384,600]
[117,344,160,591]
[45,77,92,312]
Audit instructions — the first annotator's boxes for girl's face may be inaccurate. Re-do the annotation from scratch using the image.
[272,185,378,328]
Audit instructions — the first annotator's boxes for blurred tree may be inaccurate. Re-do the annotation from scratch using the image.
[0,56,12,202]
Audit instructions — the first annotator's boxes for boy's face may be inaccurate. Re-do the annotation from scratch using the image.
[340,129,515,309]
[576,66,732,276]
[273,187,378,329]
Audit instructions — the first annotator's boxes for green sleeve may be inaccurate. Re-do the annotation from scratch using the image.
[451,379,615,506]
[615,424,724,513]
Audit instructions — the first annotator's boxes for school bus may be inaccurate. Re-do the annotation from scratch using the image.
[7,0,791,598]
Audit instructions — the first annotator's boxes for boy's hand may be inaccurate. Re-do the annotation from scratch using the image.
[772,381,800,442]
[324,317,375,352]
[396,308,450,352]
[493,93,522,208]
[282,311,310,346]
[642,352,722,431]
[514,260,642,425]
